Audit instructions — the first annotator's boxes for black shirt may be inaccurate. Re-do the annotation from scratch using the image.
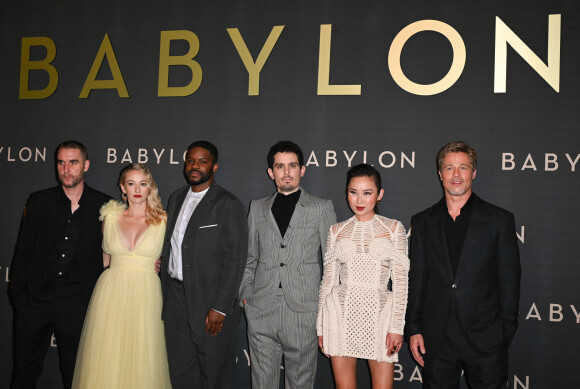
[442,194,474,276]
[9,184,111,305]
[46,186,85,285]
[272,190,301,237]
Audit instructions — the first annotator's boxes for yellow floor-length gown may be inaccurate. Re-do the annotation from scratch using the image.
[72,200,171,388]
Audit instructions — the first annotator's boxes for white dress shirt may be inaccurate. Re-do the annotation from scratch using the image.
[168,187,209,281]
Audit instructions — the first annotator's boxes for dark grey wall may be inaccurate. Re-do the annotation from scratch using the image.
[1,1,578,388]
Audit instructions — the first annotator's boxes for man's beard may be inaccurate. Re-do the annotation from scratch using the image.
[185,170,212,186]
[58,174,83,188]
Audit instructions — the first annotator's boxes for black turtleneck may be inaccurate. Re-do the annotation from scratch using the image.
[271,190,301,237]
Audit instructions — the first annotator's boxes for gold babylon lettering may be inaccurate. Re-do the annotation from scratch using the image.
[18,15,561,99]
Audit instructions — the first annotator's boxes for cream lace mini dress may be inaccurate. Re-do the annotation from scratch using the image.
[317,214,409,362]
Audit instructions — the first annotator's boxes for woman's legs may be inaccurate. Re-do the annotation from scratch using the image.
[368,360,394,389]
[331,356,358,389]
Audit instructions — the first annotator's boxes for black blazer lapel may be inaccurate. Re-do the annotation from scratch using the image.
[162,186,189,266]
[455,194,492,277]
[167,186,189,237]
[424,199,454,278]
[183,183,219,237]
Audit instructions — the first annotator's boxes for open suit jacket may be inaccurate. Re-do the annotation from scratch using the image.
[239,188,336,313]
[405,194,521,358]
[160,182,248,335]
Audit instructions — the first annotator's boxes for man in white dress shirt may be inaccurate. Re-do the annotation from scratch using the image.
[160,140,248,389]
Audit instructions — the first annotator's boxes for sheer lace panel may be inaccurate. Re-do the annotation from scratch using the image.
[317,215,409,361]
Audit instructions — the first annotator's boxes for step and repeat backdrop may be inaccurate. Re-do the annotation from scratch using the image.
[1,0,578,387]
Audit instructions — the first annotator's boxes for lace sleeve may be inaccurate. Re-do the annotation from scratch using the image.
[317,224,339,335]
[388,220,410,335]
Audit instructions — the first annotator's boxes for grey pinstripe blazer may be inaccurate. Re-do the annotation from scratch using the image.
[240,188,336,313]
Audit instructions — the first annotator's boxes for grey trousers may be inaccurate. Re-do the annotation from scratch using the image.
[245,290,318,389]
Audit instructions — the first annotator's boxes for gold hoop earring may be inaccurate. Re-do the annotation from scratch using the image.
[122,192,127,201]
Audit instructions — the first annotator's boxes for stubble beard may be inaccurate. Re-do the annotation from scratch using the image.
[59,174,83,189]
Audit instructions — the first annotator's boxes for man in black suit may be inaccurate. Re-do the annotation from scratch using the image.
[160,140,248,389]
[406,141,521,388]
[8,140,111,389]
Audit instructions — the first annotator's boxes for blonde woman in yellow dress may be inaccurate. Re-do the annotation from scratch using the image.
[317,164,409,389]
[72,163,171,388]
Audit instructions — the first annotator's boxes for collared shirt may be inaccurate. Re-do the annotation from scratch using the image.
[46,186,84,286]
[272,189,301,237]
[443,193,475,276]
[168,187,209,281]
[8,183,111,306]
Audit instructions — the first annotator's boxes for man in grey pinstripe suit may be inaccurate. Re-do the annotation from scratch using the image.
[240,141,336,389]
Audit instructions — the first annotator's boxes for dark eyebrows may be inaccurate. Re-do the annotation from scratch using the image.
[348,187,374,192]
[348,188,375,193]
[57,159,79,164]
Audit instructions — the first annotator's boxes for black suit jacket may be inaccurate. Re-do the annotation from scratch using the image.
[405,194,521,358]
[160,183,248,335]
[8,184,111,307]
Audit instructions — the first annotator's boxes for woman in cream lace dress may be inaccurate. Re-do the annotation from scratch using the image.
[72,163,171,388]
[317,164,409,389]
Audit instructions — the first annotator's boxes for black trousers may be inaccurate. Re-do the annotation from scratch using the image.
[422,316,509,389]
[11,283,86,389]
[163,280,240,389]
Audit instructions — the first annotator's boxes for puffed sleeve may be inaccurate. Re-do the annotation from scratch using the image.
[99,200,126,221]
